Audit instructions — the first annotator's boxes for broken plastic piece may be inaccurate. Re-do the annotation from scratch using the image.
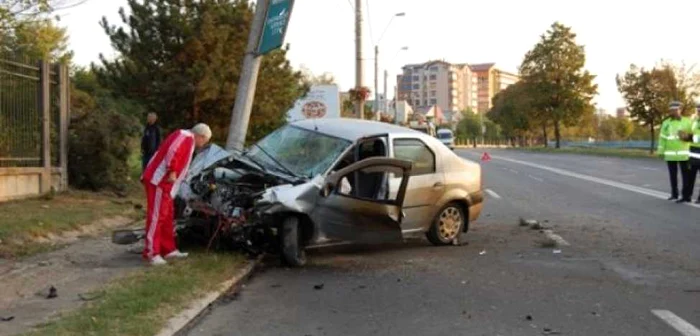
[47,286,57,299]
[553,249,562,254]
[1,316,15,322]
[479,250,486,255]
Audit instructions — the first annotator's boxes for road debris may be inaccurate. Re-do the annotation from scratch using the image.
[479,250,487,255]
[78,291,106,301]
[313,284,324,290]
[683,289,700,293]
[526,315,533,321]
[537,237,558,248]
[543,327,562,335]
[553,249,562,254]
[47,286,57,299]
[269,284,282,288]
[1,316,15,322]
[519,218,539,227]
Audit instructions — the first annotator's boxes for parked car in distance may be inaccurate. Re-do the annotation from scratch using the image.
[437,128,455,150]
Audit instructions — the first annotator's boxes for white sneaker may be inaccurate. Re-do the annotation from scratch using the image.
[150,255,167,266]
[164,250,189,259]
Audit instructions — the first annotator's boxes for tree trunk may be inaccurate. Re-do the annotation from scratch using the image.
[554,121,561,149]
[649,123,655,154]
[472,137,477,148]
[542,123,548,148]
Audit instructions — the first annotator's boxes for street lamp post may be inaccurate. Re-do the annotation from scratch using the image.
[373,12,405,121]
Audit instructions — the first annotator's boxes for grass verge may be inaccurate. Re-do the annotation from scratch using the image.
[0,183,144,258]
[25,251,245,336]
[509,146,656,159]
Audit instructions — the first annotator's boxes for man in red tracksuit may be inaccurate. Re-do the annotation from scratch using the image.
[141,123,212,265]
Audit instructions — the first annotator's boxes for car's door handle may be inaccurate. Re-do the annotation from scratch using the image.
[433,182,445,188]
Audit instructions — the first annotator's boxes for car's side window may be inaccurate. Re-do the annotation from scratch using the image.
[392,138,435,175]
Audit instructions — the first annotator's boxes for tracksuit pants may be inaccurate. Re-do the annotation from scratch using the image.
[667,161,690,199]
[143,183,176,260]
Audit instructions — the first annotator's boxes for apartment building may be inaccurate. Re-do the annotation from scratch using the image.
[396,60,478,114]
[397,60,518,116]
[616,107,629,119]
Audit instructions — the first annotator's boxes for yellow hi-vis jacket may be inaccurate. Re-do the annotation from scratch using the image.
[658,116,692,161]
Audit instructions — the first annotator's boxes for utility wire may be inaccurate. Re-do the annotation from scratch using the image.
[346,0,354,11]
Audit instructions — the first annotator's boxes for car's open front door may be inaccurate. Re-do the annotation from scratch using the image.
[311,157,412,244]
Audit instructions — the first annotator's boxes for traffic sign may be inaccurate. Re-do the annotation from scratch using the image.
[481,152,491,162]
[257,0,295,55]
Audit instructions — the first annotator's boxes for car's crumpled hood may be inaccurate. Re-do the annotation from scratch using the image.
[178,144,242,200]
[254,175,323,214]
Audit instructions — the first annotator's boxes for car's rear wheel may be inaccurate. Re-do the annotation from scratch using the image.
[426,202,465,246]
[280,216,307,267]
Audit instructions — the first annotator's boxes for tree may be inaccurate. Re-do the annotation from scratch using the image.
[598,116,617,141]
[616,64,682,152]
[11,18,70,61]
[96,0,307,144]
[487,81,534,146]
[519,22,598,148]
[299,64,335,85]
[456,112,481,147]
[614,117,634,140]
[1,0,86,44]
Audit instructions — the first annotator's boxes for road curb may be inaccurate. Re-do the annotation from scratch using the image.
[155,255,263,336]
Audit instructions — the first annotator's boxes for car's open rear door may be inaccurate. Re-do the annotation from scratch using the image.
[311,157,412,244]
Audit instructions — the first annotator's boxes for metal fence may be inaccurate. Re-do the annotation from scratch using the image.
[0,56,69,201]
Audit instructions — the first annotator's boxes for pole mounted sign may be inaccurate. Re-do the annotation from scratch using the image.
[257,0,294,55]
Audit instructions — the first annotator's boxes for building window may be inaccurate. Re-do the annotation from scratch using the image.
[412,75,419,81]
[430,98,437,105]
[423,100,428,106]
[429,82,436,89]
[430,90,436,97]
[429,66,438,72]
[414,100,420,106]
[429,74,437,80]
[412,84,419,89]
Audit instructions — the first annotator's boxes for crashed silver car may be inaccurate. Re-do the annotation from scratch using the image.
[113,119,484,266]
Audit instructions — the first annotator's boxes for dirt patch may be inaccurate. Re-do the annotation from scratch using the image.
[0,219,146,336]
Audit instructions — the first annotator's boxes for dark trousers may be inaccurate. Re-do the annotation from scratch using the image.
[142,153,154,172]
[667,161,690,199]
[685,164,699,201]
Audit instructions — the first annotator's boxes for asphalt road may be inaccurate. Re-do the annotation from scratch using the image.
[186,149,700,336]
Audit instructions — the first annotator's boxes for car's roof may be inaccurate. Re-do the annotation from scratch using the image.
[437,128,453,133]
[291,118,430,141]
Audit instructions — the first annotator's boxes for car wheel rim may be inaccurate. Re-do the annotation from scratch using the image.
[438,206,462,241]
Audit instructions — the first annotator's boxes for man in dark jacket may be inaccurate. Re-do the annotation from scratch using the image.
[141,112,161,171]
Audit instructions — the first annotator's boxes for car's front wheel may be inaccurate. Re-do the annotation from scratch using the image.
[280,216,307,267]
[426,203,465,246]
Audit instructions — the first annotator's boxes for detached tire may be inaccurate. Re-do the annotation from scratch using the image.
[426,202,465,246]
[281,216,307,267]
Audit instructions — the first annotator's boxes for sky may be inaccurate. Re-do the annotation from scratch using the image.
[60,0,700,114]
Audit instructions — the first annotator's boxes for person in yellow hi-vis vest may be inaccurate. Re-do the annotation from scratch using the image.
[658,101,693,203]
[679,103,700,203]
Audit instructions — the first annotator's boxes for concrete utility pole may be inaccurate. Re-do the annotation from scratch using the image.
[355,0,364,119]
[225,0,269,151]
[374,45,379,120]
[383,69,388,115]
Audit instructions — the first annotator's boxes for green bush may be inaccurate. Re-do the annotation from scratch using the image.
[67,107,139,191]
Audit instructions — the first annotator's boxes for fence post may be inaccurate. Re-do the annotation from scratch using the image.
[39,59,51,194]
[59,63,69,190]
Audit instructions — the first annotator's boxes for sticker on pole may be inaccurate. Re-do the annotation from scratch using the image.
[481,152,491,162]
[257,0,295,55]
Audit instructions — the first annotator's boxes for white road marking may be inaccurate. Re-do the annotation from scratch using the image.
[640,167,660,171]
[485,189,502,199]
[543,230,570,246]
[508,168,519,174]
[491,155,700,210]
[652,310,700,336]
[528,175,544,182]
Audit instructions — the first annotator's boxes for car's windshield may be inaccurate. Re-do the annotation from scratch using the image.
[437,132,453,139]
[246,125,351,178]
